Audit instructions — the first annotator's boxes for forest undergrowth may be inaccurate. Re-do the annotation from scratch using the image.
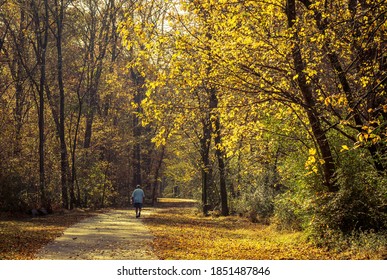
[145,199,387,260]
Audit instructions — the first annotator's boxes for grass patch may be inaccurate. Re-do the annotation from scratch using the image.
[144,198,387,260]
[0,210,96,260]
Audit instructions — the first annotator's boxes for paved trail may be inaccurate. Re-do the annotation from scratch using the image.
[35,209,157,260]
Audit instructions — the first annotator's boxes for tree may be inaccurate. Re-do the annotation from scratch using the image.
[46,0,71,209]
[286,0,337,191]
[126,0,234,215]
[121,0,174,194]
[297,0,387,173]
[31,0,50,209]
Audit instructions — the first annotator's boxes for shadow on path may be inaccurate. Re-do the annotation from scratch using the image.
[35,209,157,260]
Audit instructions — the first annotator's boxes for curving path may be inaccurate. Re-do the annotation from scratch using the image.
[35,209,158,260]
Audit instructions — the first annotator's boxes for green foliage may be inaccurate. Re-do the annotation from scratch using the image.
[232,164,285,223]
[77,154,116,209]
[273,145,387,236]
[310,152,387,235]
[308,228,387,259]
[234,188,274,223]
[273,193,305,232]
[271,145,314,231]
[158,133,201,200]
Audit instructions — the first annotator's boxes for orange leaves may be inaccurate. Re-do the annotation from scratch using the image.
[0,220,60,259]
[145,199,386,260]
[0,211,94,259]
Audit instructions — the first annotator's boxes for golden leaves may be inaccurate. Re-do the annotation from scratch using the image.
[118,0,387,193]
[0,211,95,259]
[323,94,348,108]
[144,199,365,260]
[340,145,350,152]
[305,148,319,175]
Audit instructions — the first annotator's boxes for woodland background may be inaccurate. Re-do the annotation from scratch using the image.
[0,0,386,246]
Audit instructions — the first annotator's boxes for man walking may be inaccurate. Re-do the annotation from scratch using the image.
[131,185,145,218]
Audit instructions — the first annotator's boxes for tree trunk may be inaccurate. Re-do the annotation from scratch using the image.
[33,0,50,207]
[287,0,338,192]
[300,0,386,173]
[200,115,212,215]
[130,69,145,188]
[151,145,166,205]
[210,89,229,216]
[14,8,26,156]
[54,0,72,209]
[215,118,228,216]
[83,108,94,149]
[72,84,84,207]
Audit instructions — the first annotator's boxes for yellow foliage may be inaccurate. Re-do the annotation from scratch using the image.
[340,145,350,152]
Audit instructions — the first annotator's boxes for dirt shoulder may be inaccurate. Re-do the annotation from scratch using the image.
[35,208,157,260]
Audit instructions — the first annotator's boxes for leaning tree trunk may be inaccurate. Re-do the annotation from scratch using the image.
[300,0,386,173]
[286,0,338,192]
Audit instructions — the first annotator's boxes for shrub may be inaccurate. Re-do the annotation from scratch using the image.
[302,147,387,254]
[233,185,276,223]
[0,173,29,211]
[309,159,387,235]
[272,192,304,231]
[308,227,387,259]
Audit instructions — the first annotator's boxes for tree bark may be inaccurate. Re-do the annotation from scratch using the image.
[32,0,50,207]
[287,0,338,192]
[151,144,166,205]
[210,88,229,216]
[13,8,26,156]
[200,114,211,215]
[53,0,72,209]
[130,68,145,188]
[299,0,386,173]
